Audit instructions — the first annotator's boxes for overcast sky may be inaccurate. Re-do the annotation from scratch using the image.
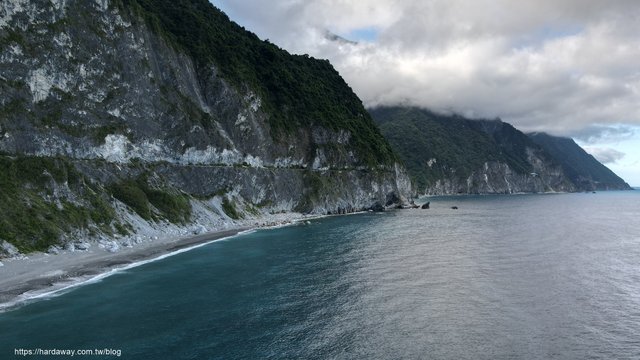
[211,0,640,185]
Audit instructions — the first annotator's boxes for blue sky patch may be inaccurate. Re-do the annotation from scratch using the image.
[346,27,379,42]
[514,23,583,49]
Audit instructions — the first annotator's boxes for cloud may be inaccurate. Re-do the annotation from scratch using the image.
[211,0,640,138]
[573,125,638,144]
[582,146,626,164]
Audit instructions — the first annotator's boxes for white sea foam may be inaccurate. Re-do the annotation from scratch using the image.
[0,231,257,313]
[0,213,322,313]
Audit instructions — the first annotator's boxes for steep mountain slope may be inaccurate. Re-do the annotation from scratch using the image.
[0,0,410,253]
[528,133,631,191]
[370,106,575,194]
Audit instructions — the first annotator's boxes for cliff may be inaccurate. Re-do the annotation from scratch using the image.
[370,106,579,195]
[0,0,411,254]
[528,133,631,191]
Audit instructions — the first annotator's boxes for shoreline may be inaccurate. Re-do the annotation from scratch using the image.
[0,227,250,312]
[0,212,330,312]
[419,189,634,198]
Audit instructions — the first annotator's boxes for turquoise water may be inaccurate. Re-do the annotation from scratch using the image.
[2,192,640,359]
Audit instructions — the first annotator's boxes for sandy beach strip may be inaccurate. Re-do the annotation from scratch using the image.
[0,226,253,311]
[0,210,350,311]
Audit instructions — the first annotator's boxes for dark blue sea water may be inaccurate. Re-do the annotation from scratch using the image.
[2,192,640,359]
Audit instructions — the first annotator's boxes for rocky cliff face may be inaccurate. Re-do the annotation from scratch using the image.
[370,106,578,195]
[0,0,411,253]
[528,133,631,191]
[425,156,575,195]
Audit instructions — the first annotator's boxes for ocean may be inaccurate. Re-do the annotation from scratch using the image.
[2,191,640,359]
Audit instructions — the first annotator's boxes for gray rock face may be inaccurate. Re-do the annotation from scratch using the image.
[426,154,575,195]
[420,133,577,195]
[74,242,90,251]
[370,106,582,195]
[47,245,62,255]
[528,132,632,191]
[0,241,20,258]
[0,0,411,249]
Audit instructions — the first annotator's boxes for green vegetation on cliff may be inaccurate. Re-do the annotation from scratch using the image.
[114,0,396,167]
[0,156,116,252]
[528,133,631,190]
[370,107,535,190]
[108,177,192,224]
[0,156,193,253]
[0,0,411,255]
[221,197,241,220]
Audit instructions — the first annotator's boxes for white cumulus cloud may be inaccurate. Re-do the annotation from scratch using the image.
[212,0,640,139]
[583,146,626,164]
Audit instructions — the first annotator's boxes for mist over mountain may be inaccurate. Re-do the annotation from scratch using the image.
[528,133,631,191]
[370,106,630,194]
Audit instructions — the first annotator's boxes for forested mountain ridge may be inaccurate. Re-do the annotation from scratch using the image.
[0,0,410,254]
[528,133,630,191]
[370,106,629,194]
